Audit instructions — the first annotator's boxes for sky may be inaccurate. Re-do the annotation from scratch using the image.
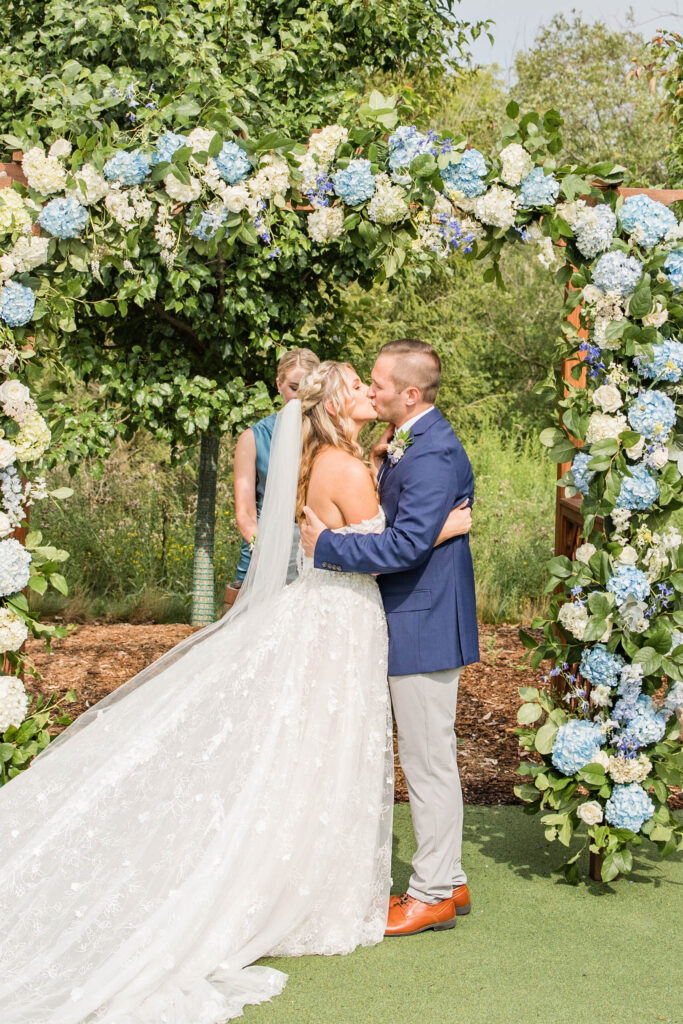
[456,0,683,81]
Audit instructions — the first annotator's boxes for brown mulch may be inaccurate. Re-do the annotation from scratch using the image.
[24,621,536,806]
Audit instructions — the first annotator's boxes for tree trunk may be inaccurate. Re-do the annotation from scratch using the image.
[191,434,220,626]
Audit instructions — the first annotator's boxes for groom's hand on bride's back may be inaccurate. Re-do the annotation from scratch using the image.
[301,505,326,557]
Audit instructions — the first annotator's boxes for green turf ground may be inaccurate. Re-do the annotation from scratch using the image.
[244,804,683,1024]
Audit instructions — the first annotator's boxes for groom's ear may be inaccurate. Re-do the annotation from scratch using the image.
[404,384,422,407]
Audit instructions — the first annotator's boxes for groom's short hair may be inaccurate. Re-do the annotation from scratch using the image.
[379,339,442,403]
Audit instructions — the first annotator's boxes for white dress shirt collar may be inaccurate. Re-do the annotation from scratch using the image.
[396,406,434,434]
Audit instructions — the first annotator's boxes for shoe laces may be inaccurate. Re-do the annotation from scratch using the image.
[397,893,412,906]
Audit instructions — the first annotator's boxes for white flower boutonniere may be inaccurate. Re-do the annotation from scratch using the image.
[386,428,413,466]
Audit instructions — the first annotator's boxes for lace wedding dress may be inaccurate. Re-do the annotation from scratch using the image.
[0,401,393,1024]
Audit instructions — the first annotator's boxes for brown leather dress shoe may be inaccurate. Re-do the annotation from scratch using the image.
[452,883,471,916]
[385,894,456,936]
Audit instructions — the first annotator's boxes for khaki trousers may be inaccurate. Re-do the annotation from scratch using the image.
[389,667,466,904]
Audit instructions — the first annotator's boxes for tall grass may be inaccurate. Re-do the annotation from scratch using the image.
[33,423,556,625]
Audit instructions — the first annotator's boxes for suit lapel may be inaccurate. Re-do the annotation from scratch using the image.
[378,408,443,502]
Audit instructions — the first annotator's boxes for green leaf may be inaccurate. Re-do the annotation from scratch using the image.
[518,685,540,700]
[49,573,68,595]
[535,721,559,755]
[506,100,520,119]
[514,783,540,802]
[629,277,653,319]
[49,487,73,500]
[633,646,662,677]
[517,702,543,725]
[94,301,116,317]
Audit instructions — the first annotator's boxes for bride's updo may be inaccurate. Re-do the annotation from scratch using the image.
[296,360,365,521]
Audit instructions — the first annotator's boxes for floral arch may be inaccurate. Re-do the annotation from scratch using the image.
[0,95,682,882]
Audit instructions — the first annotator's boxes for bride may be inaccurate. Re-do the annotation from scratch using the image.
[0,360,466,1023]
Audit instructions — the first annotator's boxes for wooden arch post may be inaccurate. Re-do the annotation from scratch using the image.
[555,187,683,562]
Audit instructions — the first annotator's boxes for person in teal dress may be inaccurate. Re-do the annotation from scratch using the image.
[223,348,320,611]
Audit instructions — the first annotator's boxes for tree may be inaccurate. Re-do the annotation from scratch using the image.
[643,29,683,186]
[513,13,669,186]
[0,0,489,623]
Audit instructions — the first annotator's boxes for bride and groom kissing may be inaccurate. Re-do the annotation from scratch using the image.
[0,339,479,1023]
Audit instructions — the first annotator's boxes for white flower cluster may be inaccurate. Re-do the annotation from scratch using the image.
[557,600,588,639]
[13,410,51,462]
[367,174,409,225]
[0,439,16,469]
[164,172,201,205]
[576,800,603,825]
[308,126,349,166]
[0,605,28,653]
[0,379,35,425]
[21,146,67,195]
[470,185,517,230]
[592,384,623,414]
[0,674,29,733]
[642,300,668,329]
[0,189,32,237]
[249,156,291,201]
[608,753,652,784]
[641,525,681,581]
[498,143,533,187]
[585,411,627,444]
[220,184,249,213]
[75,164,110,205]
[307,206,344,243]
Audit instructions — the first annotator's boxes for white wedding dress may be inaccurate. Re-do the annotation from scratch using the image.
[0,402,393,1024]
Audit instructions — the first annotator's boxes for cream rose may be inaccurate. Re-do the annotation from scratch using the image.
[592,384,623,414]
[576,801,604,825]
[0,380,30,407]
[575,542,596,565]
[617,545,638,565]
[0,439,16,469]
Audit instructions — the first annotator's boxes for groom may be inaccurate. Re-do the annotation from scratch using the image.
[301,338,479,936]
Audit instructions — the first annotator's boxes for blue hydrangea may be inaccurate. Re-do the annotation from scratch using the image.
[592,251,642,297]
[574,205,616,258]
[618,694,667,746]
[615,463,660,511]
[441,149,487,199]
[604,782,654,832]
[579,645,625,687]
[332,159,376,205]
[103,149,151,185]
[388,126,430,170]
[551,720,605,776]
[185,203,228,241]
[215,142,251,184]
[619,194,678,249]
[38,195,89,239]
[152,132,187,166]
[637,340,683,383]
[0,282,35,327]
[663,250,683,291]
[606,565,650,605]
[571,451,596,496]
[627,389,676,440]
[0,537,32,597]
[518,166,560,208]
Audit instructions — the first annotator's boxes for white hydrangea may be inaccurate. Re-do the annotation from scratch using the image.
[24,475,48,504]
[0,606,28,653]
[48,138,72,159]
[575,542,596,564]
[221,183,250,213]
[537,236,558,269]
[607,753,652,784]
[308,125,348,166]
[0,538,31,598]
[432,194,455,219]
[576,800,604,825]
[187,127,217,153]
[9,235,50,273]
[307,206,344,243]
[0,439,17,469]
[22,147,67,195]
[642,300,668,329]
[643,542,669,581]
[0,348,15,374]
[248,156,291,201]
[296,153,320,195]
[74,163,110,205]
[592,749,611,769]
[558,199,587,231]
[581,283,603,305]
[105,188,136,228]
[367,173,409,225]
[471,185,517,229]
[585,411,628,444]
[661,525,682,550]
[0,512,11,538]
[13,411,51,462]
[0,189,33,236]
[499,143,534,187]
[154,205,175,252]
[0,674,29,732]
[646,444,669,471]
[592,384,623,413]
[557,600,589,639]
[0,253,15,282]
[164,173,202,204]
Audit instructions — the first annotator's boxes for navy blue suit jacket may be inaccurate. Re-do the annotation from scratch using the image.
[314,407,479,675]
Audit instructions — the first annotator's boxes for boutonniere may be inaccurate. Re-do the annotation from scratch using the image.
[386,428,414,466]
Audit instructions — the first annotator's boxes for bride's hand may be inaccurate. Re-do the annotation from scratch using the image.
[435,501,472,546]
[369,425,395,475]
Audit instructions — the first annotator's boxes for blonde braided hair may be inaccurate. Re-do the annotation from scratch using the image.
[296,361,365,522]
